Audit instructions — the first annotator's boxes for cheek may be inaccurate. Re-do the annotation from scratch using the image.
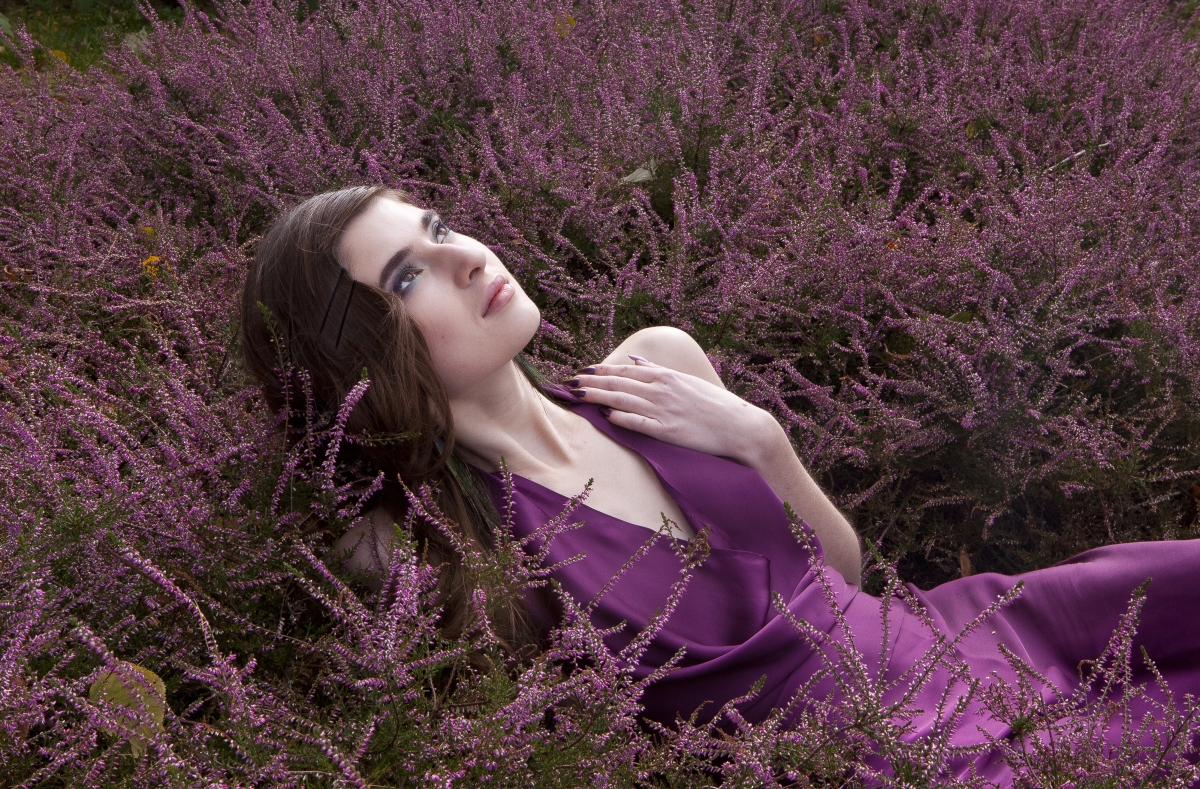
[405,283,541,393]
[406,301,489,390]
[410,309,471,374]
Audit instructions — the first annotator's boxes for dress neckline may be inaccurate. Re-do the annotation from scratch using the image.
[482,385,704,544]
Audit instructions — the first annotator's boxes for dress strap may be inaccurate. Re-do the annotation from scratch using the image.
[549,384,734,551]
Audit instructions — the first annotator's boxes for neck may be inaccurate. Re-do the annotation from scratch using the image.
[449,360,577,476]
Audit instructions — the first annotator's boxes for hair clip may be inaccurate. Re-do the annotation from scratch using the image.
[336,280,355,348]
[319,268,345,337]
[319,268,356,349]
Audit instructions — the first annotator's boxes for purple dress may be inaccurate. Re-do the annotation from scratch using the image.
[480,393,1200,783]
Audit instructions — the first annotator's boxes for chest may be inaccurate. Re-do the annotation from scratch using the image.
[526,429,695,541]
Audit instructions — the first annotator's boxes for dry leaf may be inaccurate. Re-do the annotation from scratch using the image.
[89,662,167,757]
[621,158,657,183]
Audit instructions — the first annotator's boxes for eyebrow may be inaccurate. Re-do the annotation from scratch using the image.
[377,210,438,290]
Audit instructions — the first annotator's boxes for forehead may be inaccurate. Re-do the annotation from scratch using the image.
[339,197,427,279]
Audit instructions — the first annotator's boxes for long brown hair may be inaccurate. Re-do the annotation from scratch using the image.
[240,185,550,667]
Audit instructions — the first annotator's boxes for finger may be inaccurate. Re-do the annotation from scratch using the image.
[570,386,656,415]
[603,408,665,439]
[574,362,665,383]
[573,372,658,399]
[628,354,661,367]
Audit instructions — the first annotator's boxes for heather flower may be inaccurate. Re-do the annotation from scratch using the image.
[1,0,1198,785]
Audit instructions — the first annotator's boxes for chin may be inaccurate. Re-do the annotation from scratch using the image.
[510,293,542,350]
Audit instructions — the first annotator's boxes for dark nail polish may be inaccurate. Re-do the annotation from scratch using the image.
[579,366,596,375]
[565,377,580,387]
[599,406,612,417]
[571,388,587,399]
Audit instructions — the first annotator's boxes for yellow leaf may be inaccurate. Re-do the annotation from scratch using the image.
[50,49,69,63]
[89,662,167,757]
[140,255,161,278]
[141,226,156,239]
[552,14,576,38]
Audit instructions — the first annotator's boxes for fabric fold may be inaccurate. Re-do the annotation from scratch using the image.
[477,389,1200,786]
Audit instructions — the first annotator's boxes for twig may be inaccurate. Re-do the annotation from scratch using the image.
[1046,141,1111,173]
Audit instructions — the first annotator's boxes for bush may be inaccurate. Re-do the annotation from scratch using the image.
[1,0,1198,785]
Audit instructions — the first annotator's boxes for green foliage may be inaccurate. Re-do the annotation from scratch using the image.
[0,0,201,70]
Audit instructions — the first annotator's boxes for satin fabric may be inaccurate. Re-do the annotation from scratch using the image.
[478,393,1200,783]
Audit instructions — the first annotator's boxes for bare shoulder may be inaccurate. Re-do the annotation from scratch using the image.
[601,326,725,389]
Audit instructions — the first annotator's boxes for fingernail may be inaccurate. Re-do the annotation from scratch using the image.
[599,406,612,417]
[571,388,587,399]
[565,377,580,387]
[578,366,596,375]
[628,354,648,363]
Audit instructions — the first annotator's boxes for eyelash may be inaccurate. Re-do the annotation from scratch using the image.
[391,220,452,295]
[392,266,419,295]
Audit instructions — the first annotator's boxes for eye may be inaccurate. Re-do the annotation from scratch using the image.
[434,220,451,243]
[391,265,421,296]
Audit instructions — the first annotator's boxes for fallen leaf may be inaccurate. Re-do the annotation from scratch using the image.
[621,159,657,183]
[552,14,576,38]
[89,662,167,757]
[123,29,150,55]
[12,673,30,743]
[4,264,30,282]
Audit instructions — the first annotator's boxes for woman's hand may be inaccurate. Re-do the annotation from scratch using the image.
[568,355,784,468]
[569,350,863,585]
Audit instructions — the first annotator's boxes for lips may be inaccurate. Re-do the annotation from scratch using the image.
[482,274,514,318]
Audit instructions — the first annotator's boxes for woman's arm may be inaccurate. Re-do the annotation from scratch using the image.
[733,429,863,586]
[580,327,862,585]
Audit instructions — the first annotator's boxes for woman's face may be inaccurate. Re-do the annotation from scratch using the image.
[339,197,541,396]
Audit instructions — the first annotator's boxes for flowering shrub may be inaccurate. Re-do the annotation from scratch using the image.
[1,0,1199,785]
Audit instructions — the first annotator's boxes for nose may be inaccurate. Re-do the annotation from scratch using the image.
[442,241,486,289]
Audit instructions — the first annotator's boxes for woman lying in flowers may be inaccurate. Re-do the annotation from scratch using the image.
[241,185,1200,783]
